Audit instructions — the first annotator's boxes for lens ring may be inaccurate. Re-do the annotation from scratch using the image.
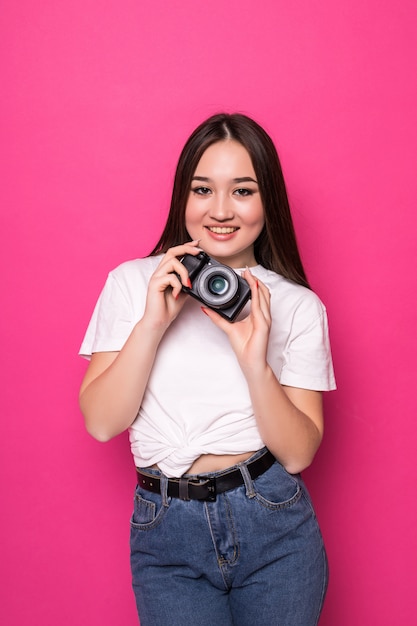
[197,265,238,308]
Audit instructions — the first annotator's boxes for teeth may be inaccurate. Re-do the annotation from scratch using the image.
[208,227,238,234]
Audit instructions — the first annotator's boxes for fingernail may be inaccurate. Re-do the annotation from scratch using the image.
[187,278,192,289]
[256,280,259,289]
[201,307,209,316]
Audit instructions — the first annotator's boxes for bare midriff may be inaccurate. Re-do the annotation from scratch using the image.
[154,451,257,476]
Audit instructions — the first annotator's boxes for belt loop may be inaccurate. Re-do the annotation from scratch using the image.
[160,474,169,507]
[179,477,190,501]
[239,463,256,498]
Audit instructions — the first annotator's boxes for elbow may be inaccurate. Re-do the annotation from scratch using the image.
[81,404,115,442]
[79,394,115,442]
[286,425,324,475]
[284,455,315,475]
[88,428,114,443]
[84,420,115,443]
[280,438,323,476]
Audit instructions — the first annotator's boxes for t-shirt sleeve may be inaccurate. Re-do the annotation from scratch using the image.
[279,300,336,391]
[78,271,135,358]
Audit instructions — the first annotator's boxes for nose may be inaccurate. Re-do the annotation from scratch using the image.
[208,194,234,222]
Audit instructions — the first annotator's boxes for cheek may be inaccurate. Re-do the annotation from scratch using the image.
[245,202,265,228]
[184,203,200,234]
[185,196,206,220]
[184,201,193,222]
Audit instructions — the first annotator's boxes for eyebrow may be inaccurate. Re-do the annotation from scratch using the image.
[192,176,258,184]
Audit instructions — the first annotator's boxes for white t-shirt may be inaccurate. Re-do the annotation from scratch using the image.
[80,255,336,477]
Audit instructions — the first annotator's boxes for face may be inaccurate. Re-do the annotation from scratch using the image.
[185,140,265,268]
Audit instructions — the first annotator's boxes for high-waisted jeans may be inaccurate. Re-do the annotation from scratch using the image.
[130,448,328,626]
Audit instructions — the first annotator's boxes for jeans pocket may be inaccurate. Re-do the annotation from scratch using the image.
[130,487,169,530]
[252,461,302,510]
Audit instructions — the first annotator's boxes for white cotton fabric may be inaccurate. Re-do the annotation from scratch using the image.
[79,255,336,477]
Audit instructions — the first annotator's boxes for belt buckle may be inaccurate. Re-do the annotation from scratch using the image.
[205,477,217,502]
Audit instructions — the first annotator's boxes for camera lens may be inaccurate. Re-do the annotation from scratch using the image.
[197,265,239,308]
[208,275,229,295]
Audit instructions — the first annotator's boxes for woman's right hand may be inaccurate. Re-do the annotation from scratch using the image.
[142,240,202,331]
[79,240,203,441]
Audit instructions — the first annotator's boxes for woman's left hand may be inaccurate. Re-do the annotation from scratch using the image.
[201,268,271,374]
[203,269,324,474]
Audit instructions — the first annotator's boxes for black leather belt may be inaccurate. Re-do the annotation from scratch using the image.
[136,449,275,502]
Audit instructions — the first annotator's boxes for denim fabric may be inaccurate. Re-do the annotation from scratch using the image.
[130,449,328,626]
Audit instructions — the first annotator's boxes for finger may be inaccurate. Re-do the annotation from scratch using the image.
[157,241,203,287]
[258,291,272,325]
[156,258,192,290]
[243,270,269,300]
[252,280,271,324]
[242,268,261,305]
[243,270,271,323]
[164,240,203,261]
[150,271,183,297]
[154,257,190,288]
[256,279,271,307]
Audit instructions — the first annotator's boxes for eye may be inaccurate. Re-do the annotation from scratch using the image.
[234,188,254,197]
[191,186,212,195]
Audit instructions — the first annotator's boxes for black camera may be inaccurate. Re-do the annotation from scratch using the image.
[179,251,251,322]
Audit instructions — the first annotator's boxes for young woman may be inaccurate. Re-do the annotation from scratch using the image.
[79,113,336,625]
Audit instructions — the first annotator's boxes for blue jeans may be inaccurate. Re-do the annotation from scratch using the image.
[130,449,328,626]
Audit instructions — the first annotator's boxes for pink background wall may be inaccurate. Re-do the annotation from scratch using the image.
[1,1,416,624]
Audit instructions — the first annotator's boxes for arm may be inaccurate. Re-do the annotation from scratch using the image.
[243,369,323,474]
[79,323,165,441]
[79,241,202,441]
[201,269,323,474]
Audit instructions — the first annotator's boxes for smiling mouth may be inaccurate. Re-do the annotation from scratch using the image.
[206,226,239,234]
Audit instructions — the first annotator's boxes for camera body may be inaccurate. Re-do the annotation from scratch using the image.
[179,251,251,322]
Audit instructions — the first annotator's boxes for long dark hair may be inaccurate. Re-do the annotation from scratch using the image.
[150,113,310,288]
